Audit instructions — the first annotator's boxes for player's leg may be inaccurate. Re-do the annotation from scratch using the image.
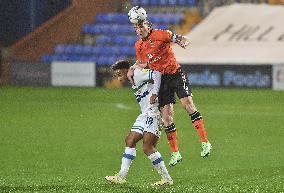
[159,75,182,166]
[143,132,173,186]
[160,104,182,166]
[180,96,212,157]
[105,131,142,183]
[175,68,212,157]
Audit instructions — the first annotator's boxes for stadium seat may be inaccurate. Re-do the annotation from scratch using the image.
[41,54,51,62]
[169,0,178,6]
[140,0,150,6]
[96,35,112,44]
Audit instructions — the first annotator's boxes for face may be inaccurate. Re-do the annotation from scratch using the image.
[115,69,128,83]
[134,23,150,39]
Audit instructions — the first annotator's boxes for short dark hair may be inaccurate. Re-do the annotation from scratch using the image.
[111,60,130,70]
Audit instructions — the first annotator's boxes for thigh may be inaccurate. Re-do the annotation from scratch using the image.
[125,131,143,146]
[179,95,197,114]
[143,131,159,148]
[174,69,192,99]
[158,75,176,107]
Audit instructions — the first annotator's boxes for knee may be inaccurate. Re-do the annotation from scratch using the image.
[162,111,173,126]
[125,136,136,148]
[143,143,154,155]
[181,101,196,114]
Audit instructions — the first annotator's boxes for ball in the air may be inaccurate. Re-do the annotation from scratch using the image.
[128,6,147,24]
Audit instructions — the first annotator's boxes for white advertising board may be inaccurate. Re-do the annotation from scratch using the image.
[273,64,284,90]
[51,62,96,87]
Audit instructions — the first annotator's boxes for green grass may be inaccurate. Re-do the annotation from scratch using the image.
[0,86,284,193]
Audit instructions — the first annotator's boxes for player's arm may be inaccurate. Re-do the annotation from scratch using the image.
[149,70,161,104]
[160,30,190,49]
[127,60,147,85]
[171,33,190,49]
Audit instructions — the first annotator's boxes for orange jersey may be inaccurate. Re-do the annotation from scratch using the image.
[135,29,180,74]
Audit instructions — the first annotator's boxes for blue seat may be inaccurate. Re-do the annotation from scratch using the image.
[95,14,108,23]
[159,0,168,5]
[96,35,112,44]
[54,44,66,54]
[132,0,140,6]
[96,13,129,24]
[97,56,116,65]
[114,14,129,24]
[186,0,196,6]
[178,0,187,5]
[81,46,93,54]
[83,24,135,35]
[41,54,51,62]
[169,0,178,6]
[140,0,150,6]
[150,0,159,6]
[82,24,95,34]
[127,36,138,45]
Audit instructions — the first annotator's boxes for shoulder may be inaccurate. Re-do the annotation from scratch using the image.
[134,68,150,76]
[153,29,172,35]
[151,29,172,41]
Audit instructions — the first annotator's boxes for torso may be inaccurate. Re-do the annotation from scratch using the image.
[135,29,180,74]
[133,68,159,115]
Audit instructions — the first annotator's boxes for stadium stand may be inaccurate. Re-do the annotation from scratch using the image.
[40,1,195,65]
[39,0,281,66]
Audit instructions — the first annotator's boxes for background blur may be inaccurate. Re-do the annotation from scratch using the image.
[1,0,284,89]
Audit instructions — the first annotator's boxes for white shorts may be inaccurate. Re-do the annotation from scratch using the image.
[131,114,161,138]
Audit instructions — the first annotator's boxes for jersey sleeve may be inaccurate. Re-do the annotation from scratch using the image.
[150,70,161,95]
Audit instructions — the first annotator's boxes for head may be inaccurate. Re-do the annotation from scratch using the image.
[111,60,130,83]
[133,20,152,39]
[128,6,152,39]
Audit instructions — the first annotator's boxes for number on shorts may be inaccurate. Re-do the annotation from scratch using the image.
[146,117,154,128]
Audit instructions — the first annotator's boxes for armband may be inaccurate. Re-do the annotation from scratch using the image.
[172,34,190,49]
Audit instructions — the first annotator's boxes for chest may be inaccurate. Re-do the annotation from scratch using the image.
[139,39,165,54]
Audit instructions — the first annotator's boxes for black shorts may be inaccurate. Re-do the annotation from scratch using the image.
[158,68,192,107]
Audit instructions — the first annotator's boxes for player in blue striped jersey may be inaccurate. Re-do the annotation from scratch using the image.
[105,60,173,187]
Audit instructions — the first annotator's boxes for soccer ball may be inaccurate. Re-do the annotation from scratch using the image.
[128,6,147,24]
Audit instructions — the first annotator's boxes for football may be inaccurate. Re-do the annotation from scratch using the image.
[128,6,147,24]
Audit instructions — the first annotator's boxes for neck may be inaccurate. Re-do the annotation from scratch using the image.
[142,29,152,40]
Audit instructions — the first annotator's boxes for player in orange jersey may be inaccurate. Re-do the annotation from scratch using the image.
[127,8,212,166]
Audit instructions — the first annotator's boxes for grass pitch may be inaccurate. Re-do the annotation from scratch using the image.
[0,86,283,193]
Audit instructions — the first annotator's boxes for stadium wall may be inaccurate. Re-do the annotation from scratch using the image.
[182,64,272,88]
[10,61,284,90]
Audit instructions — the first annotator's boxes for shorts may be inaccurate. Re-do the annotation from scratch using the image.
[158,68,192,107]
[131,114,161,137]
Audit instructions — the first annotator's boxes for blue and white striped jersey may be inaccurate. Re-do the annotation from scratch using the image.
[132,68,161,115]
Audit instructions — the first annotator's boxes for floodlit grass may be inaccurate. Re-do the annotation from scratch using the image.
[0,86,283,193]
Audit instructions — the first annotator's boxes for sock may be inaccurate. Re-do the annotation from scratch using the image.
[118,147,136,178]
[148,151,172,181]
[190,111,208,142]
[165,123,179,152]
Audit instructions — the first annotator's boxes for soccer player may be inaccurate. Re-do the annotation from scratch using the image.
[127,6,212,167]
[105,60,173,187]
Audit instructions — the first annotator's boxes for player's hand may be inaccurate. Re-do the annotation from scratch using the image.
[150,94,158,104]
[175,35,190,49]
[127,68,135,85]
